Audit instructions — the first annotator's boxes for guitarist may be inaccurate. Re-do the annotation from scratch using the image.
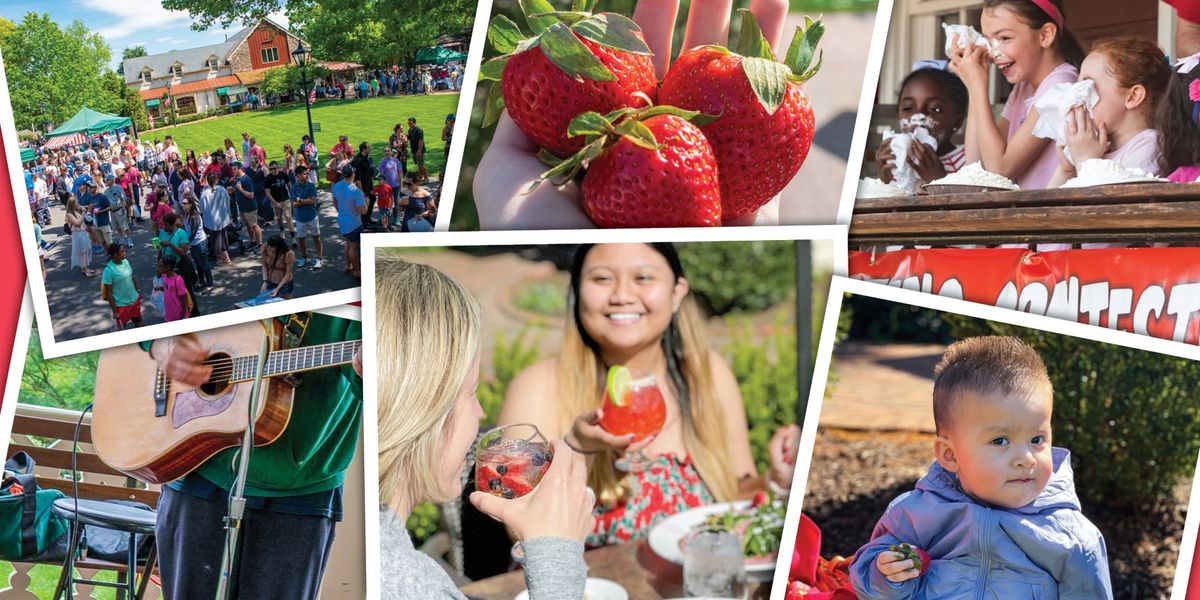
[144,313,362,599]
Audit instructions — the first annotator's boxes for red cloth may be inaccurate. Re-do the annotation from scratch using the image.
[1168,0,1200,24]
[114,299,142,327]
[788,514,858,600]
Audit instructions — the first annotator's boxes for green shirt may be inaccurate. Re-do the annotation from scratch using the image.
[101,259,138,306]
[159,227,189,260]
[196,314,363,497]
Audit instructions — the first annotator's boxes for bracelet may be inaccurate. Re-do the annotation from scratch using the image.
[563,434,598,455]
[767,476,792,499]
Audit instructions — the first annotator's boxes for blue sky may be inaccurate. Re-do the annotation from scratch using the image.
[0,0,289,70]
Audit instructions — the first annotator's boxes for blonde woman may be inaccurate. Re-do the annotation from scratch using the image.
[500,243,800,545]
[376,256,592,599]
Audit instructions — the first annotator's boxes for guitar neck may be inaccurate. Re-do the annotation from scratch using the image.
[228,340,361,382]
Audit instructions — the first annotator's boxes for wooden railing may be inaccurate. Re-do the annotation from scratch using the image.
[849,182,1200,247]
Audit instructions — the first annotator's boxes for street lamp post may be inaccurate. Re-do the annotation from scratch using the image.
[292,41,316,147]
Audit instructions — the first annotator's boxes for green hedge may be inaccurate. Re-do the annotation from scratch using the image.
[678,241,796,316]
[945,314,1200,510]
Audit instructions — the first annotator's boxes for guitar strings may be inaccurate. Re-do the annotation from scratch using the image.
[194,343,362,380]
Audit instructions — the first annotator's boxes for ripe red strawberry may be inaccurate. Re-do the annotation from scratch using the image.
[660,11,825,222]
[502,476,534,498]
[481,2,658,158]
[751,490,770,508]
[533,106,723,227]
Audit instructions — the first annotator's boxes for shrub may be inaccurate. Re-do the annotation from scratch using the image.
[512,279,567,316]
[945,313,1200,510]
[405,501,442,547]
[725,314,799,473]
[844,294,955,343]
[476,328,543,428]
[678,241,796,315]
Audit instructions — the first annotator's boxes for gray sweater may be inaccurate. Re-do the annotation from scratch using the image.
[379,507,588,599]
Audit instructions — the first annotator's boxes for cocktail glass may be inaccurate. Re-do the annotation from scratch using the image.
[598,369,666,472]
[474,423,553,499]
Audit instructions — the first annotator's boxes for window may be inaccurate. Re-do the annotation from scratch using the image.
[171,63,183,78]
[141,68,152,83]
[260,47,279,64]
[208,56,220,71]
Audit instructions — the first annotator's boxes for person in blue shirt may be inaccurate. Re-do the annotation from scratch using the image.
[92,180,114,246]
[331,164,366,277]
[158,212,199,317]
[290,164,323,270]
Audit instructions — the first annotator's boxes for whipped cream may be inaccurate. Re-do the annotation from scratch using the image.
[858,177,909,198]
[943,24,990,57]
[928,162,1020,190]
[1061,158,1166,188]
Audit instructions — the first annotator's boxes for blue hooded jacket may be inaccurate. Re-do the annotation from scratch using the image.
[851,447,1112,599]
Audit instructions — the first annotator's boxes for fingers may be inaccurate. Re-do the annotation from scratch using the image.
[682,0,734,52]
[1097,122,1109,150]
[632,0,680,79]
[624,434,656,454]
[749,0,789,54]
[468,491,507,523]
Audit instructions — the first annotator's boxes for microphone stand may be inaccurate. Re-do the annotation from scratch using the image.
[215,319,272,600]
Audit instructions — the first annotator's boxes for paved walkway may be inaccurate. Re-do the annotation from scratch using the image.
[780,10,877,224]
[37,179,435,342]
[821,342,943,432]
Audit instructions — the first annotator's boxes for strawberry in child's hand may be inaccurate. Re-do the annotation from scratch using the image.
[659,11,825,222]
[481,0,658,159]
[531,104,722,227]
[888,543,931,576]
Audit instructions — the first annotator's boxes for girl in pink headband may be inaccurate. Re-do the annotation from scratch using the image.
[948,0,1085,190]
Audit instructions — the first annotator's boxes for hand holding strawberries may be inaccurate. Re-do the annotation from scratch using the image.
[875,543,930,583]
[469,439,596,543]
[475,0,819,229]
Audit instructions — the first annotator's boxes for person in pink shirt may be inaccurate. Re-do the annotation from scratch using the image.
[158,255,192,322]
[1047,37,1171,187]
[1156,48,1200,183]
[949,0,1084,189]
[250,137,267,166]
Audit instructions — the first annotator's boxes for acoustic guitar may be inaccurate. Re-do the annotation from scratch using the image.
[91,320,360,485]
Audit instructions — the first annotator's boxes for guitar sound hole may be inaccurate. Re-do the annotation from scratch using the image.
[200,353,234,397]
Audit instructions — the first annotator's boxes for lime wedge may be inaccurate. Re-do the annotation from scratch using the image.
[606,365,632,407]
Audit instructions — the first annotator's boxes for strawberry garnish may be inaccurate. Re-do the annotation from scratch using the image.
[751,490,770,508]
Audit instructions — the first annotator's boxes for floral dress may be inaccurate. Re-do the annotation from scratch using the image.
[587,454,714,546]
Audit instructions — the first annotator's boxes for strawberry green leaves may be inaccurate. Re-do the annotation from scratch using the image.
[785,16,826,83]
[481,2,654,128]
[731,9,825,115]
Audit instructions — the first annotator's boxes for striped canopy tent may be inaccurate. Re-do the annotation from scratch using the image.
[42,133,87,150]
[19,147,35,163]
[46,107,131,139]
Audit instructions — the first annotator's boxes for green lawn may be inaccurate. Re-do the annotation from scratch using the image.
[0,562,123,598]
[149,94,459,180]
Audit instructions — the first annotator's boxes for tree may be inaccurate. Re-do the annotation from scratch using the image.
[259,63,330,99]
[20,326,100,411]
[102,70,149,133]
[161,0,474,65]
[0,13,114,131]
[117,45,148,77]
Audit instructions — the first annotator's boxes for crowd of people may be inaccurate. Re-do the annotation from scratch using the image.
[24,116,445,330]
[311,64,463,103]
[872,0,1200,192]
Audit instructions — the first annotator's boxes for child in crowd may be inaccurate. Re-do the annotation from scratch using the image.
[875,67,969,186]
[851,336,1111,599]
[1048,37,1170,186]
[372,179,394,230]
[1156,50,1200,181]
[949,0,1084,189]
[158,256,192,322]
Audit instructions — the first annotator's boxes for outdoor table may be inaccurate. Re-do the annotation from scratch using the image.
[458,540,772,600]
[849,182,1200,247]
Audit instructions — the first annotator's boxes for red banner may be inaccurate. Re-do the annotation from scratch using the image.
[848,249,1200,345]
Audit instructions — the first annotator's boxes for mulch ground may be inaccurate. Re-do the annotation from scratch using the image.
[800,428,1187,599]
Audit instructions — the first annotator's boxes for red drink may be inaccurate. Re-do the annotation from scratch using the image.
[599,378,667,441]
[475,424,552,499]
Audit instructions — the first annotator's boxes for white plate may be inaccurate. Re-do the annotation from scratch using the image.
[646,501,776,581]
[512,577,627,600]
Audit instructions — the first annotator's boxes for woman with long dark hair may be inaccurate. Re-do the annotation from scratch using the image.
[499,243,799,545]
[261,234,296,299]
